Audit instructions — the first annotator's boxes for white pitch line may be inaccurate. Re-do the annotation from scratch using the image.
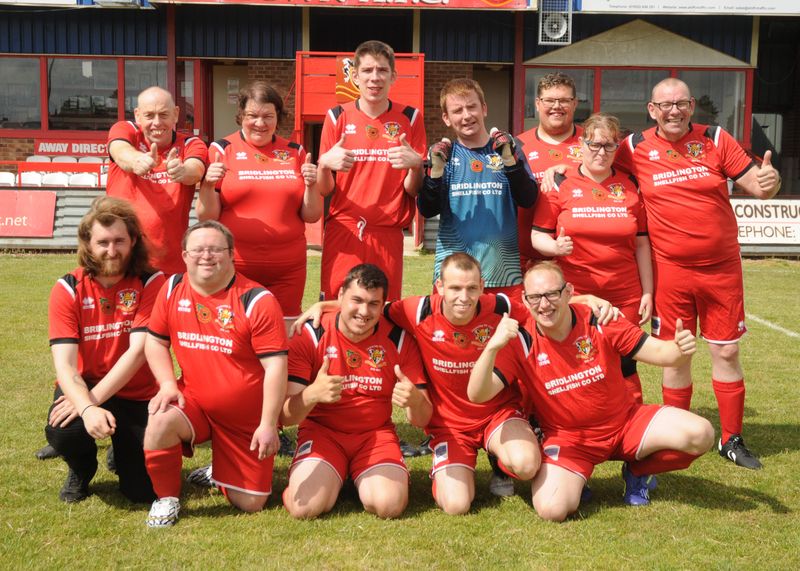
[746,313,800,339]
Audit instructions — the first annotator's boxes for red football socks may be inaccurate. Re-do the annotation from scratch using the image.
[713,378,745,443]
[144,443,183,499]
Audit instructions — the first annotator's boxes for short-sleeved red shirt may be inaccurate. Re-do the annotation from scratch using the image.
[107,122,208,274]
[147,273,287,421]
[211,132,307,264]
[49,268,164,401]
[494,304,647,438]
[532,168,647,306]
[288,312,427,434]
[318,100,426,228]
[615,123,753,266]
[385,293,525,433]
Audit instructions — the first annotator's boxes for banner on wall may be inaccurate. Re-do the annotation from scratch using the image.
[0,191,57,238]
[579,1,800,16]
[33,139,107,157]
[732,198,800,245]
[149,0,534,9]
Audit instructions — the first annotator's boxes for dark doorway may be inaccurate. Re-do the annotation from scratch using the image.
[310,9,413,53]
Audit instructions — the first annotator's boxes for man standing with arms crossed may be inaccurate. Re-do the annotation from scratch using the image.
[46,196,164,503]
[614,78,782,469]
[316,41,426,302]
[142,220,288,527]
[516,72,585,271]
[108,86,208,275]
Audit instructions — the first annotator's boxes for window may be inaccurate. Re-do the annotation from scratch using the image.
[680,70,746,139]
[524,68,594,132]
[600,69,669,135]
[124,60,167,120]
[47,58,118,131]
[176,61,195,132]
[0,58,41,129]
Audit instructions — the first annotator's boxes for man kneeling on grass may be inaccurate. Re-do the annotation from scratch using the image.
[142,220,288,527]
[468,262,715,521]
[281,264,432,519]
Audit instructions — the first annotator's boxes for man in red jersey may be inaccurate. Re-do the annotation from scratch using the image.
[142,220,288,527]
[282,264,431,519]
[384,253,540,514]
[316,41,426,301]
[46,196,164,504]
[515,72,585,271]
[614,78,782,469]
[108,86,207,274]
[468,262,714,520]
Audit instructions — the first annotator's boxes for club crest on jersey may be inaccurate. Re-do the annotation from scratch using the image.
[365,125,379,140]
[666,149,682,162]
[116,289,138,313]
[591,187,606,201]
[383,122,401,141]
[567,145,582,161]
[548,149,563,160]
[345,349,362,368]
[486,154,504,171]
[685,141,704,159]
[195,303,212,323]
[254,153,269,163]
[470,159,483,173]
[272,149,290,162]
[575,336,598,361]
[472,325,492,345]
[215,305,234,332]
[453,331,470,348]
[367,345,387,368]
[607,183,626,202]
[99,297,114,314]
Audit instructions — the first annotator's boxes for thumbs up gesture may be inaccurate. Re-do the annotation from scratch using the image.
[133,142,159,176]
[388,133,423,170]
[490,128,517,167]
[428,137,452,179]
[165,147,186,183]
[673,318,696,356]
[300,152,317,186]
[310,356,345,404]
[205,151,226,184]
[487,312,519,352]
[391,364,420,408]
[319,132,355,172]
[554,226,573,256]
[756,150,782,197]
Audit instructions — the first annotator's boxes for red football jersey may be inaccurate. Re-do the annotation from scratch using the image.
[147,273,288,422]
[615,124,754,266]
[319,100,426,229]
[211,132,308,264]
[288,312,427,434]
[515,125,584,269]
[107,121,208,274]
[48,268,164,401]
[532,168,647,306]
[494,304,646,437]
[385,293,526,433]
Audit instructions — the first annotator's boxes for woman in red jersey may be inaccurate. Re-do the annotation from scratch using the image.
[197,82,322,326]
[531,113,652,402]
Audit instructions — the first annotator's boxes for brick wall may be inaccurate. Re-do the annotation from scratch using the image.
[423,62,473,143]
[0,138,35,164]
[248,60,297,140]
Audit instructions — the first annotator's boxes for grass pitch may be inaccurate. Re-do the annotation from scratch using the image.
[0,254,798,569]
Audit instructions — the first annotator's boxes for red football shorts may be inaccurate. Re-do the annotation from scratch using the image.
[290,419,407,484]
[234,240,306,319]
[428,407,528,476]
[171,395,274,496]
[651,257,746,343]
[539,403,665,480]
[320,218,403,302]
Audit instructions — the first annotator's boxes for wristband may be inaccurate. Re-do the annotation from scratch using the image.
[80,404,96,418]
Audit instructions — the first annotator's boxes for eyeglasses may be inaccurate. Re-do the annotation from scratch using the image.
[583,140,620,153]
[185,246,230,258]
[650,100,692,112]
[524,283,567,305]
[538,97,575,108]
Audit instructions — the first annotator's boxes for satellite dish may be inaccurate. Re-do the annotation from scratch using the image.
[543,13,568,40]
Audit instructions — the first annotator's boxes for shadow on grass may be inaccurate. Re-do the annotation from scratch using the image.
[691,409,799,457]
